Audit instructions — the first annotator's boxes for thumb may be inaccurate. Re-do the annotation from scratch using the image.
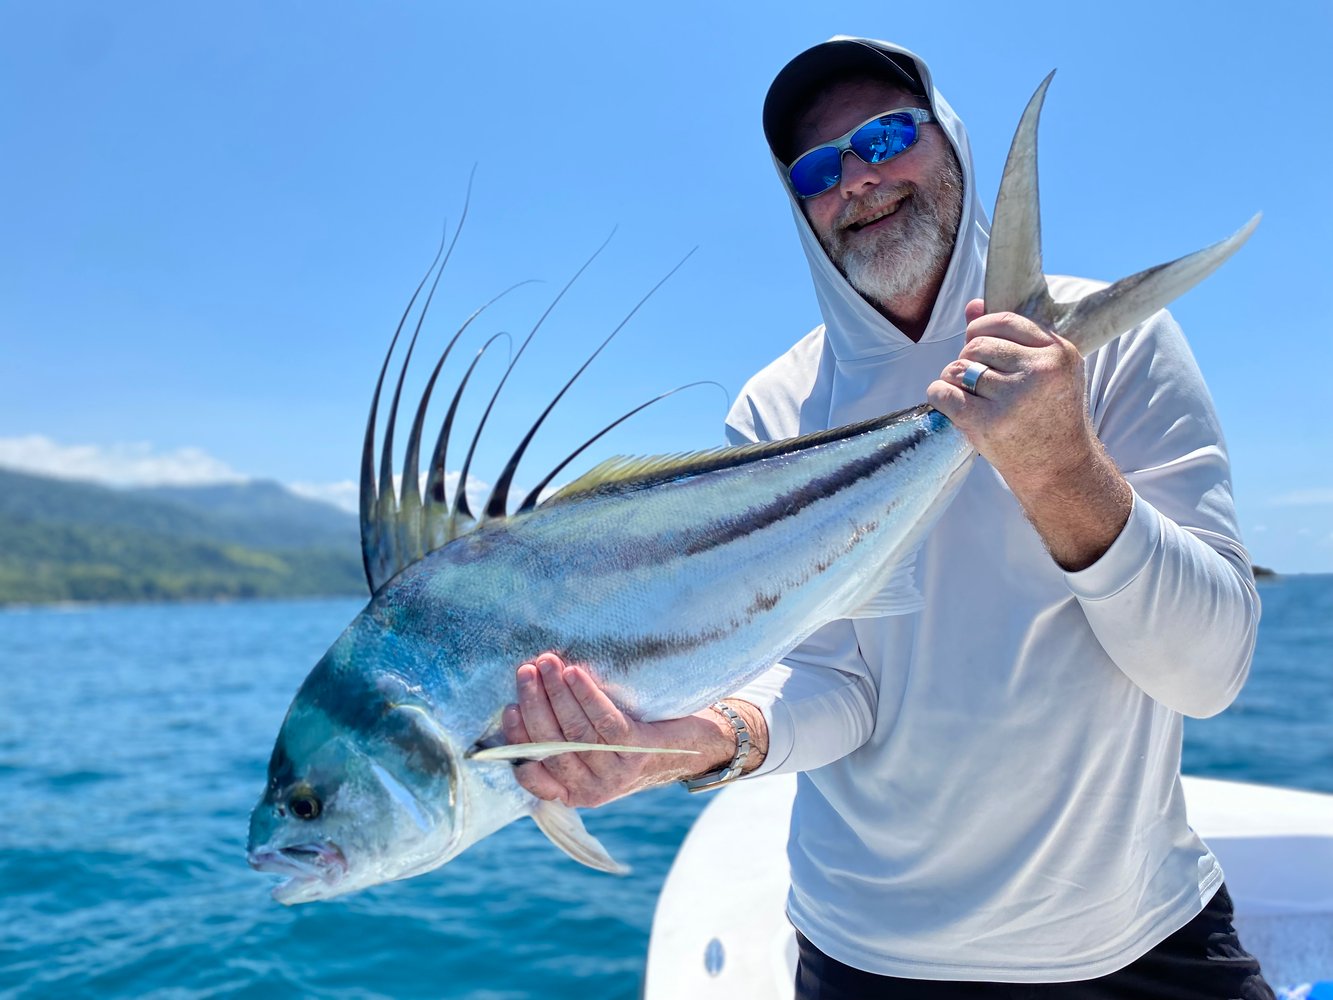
[964,298,986,324]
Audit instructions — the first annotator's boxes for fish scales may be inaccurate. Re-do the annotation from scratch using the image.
[247,73,1258,903]
[372,405,970,725]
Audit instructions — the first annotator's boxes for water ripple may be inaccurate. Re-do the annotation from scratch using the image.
[1,583,1328,998]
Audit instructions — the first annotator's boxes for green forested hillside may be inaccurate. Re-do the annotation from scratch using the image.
[0,469,364,604]
[130,480,358,549]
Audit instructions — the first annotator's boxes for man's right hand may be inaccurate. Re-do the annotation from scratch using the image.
[500,652,767,807]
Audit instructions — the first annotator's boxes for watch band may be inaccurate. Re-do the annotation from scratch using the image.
[682,702,751,793]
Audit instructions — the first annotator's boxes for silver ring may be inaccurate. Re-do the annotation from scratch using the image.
[960,361,989,395]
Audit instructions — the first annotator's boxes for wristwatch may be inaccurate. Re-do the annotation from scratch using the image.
[681,702,751,793]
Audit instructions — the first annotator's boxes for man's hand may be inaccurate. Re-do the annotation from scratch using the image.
[927,299,1132,571]
[501,652,766,808]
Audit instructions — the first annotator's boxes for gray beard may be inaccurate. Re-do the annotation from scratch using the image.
[822,154,965,311]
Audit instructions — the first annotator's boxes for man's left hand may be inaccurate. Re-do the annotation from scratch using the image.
[926,298,1132,571]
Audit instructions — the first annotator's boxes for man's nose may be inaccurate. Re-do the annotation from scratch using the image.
[838,151,881,197]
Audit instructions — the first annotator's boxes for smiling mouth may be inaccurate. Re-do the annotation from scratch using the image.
[846,197,907,233]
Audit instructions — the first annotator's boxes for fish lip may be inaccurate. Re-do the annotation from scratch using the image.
[248,841,349,900]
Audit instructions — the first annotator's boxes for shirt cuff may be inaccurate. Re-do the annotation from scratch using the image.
[730,665,796,778]
[1064,488,1162,601]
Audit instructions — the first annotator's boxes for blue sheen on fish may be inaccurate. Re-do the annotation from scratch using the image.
[247,74,1257,904]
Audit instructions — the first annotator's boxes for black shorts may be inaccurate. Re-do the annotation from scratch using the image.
[794,884,1275,999]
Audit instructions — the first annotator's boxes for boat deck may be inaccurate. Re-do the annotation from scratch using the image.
[644,774,1333,997]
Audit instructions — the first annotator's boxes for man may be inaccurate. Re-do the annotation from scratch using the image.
[503,37,1270,997]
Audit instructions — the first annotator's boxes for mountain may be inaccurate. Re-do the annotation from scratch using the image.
[0,468,365,605]
[130,480,358,550]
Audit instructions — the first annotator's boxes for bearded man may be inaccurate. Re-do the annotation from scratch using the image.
[504,36,1272,998]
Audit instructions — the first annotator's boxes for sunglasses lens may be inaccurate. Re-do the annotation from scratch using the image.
[851,113,918,164]
[789,146,843,199]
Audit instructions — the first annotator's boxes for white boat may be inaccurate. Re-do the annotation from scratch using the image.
[644,773,1333,997]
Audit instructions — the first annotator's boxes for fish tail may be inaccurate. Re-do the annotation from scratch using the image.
[984,70,1259,357]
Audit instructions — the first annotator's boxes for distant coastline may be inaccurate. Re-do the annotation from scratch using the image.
[0,592,364,613]
[0,465,1298,606]
[0,468,363,607]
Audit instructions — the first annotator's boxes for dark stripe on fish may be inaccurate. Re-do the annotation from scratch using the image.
[675,414,936,558]
[550,403,940,504]
[560,625,733,666]
[504,502,889,675]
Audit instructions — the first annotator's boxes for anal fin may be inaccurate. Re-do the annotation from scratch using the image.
[532,799,629,875]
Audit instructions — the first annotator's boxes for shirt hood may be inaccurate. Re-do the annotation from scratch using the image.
[767,37,991,363]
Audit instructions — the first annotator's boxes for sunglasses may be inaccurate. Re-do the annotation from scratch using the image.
[786,107,935,199]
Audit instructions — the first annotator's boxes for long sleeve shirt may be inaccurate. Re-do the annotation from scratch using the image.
[724,275,1260,980]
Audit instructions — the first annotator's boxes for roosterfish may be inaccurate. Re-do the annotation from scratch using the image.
[246,74,1258,904]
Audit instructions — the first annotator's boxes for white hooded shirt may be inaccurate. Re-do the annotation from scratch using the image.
[727,38,1260,982]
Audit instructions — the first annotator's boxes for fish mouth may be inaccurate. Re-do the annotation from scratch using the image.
[247,842,349,903]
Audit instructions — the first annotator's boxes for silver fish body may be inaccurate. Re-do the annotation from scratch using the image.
[247,74,1257,903]
[403,405,971,723]
[248,405,973,902]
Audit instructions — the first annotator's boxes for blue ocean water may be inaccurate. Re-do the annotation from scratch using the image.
[1,575,1329,999]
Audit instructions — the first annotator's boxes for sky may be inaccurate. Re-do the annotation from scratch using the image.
[1,1,1330,572]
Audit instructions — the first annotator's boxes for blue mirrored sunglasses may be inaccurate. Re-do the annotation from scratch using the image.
[786,107,935,199]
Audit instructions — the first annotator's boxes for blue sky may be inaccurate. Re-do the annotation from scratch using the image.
[1,1,1329,572]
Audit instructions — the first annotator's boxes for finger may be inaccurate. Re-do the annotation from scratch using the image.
[939,357,1010,402]
[516,662,564,741]
[964,298,986,323]
[514,759,570,804]
[927,376,966,411]
[501,702,531,745]
[536,656,600,745]
[564,665,632,745]
[958,335,1042,370]
[504,703,571,802]
[927,376,990,428]
[529,657,602,787]
[964,310,1056,349]
[563,665,640,778]
[533,651,568,672]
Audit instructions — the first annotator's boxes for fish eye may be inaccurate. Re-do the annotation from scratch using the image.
[288,785,322,821]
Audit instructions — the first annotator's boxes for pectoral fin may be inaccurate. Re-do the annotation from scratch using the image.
[845,548,925,618]
[468,741,700,762]
[532,799,630,874]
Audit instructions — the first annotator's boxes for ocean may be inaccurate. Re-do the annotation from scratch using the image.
[1,574,1330,999]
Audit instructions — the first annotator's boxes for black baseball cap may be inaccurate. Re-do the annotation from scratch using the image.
[763,38,925,163]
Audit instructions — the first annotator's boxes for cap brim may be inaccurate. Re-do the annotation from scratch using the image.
[764,40,924,163]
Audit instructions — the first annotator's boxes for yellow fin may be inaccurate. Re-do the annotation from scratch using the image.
[542,406,932,506]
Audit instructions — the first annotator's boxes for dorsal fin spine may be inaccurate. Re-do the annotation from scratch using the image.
[360,221,453,591]
[484,248,696,520]
[429,332,512,527]
[418,295,525,505]
[454,232,615,523]
[517,381,726,513]
[360,224,718,594]
[396,215,468,508]
[390,217,468,568]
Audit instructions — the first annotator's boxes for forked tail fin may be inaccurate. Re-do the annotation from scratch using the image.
[984,70,1260,357]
